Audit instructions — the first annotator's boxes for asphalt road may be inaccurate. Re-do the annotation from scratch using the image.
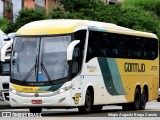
[0,100,160,120]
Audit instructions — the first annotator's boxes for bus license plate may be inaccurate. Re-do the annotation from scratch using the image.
[32,100,42,104]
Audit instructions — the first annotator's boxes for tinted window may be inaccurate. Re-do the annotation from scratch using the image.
[86,31,158,62]
[72,30,86,77]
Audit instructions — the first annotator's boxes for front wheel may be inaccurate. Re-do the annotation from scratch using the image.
[29,107,42,113]
[78,89,93,114]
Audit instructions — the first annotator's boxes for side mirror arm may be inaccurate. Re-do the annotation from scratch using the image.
[67,40,80,61]
[1,40,13,62]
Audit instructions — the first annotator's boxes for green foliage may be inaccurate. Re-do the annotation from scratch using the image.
[2,0,160,39]
[49,3,160,38]
[14,8,46,30]
[0,18,8,26]
[60,0,105,12]
[122,0,160,39]
[116,7,159,34]
[0,18,10,33]
[2,1,160,39]
[50,7,75,19]
[7,20,16,33]
[123,0,160,17]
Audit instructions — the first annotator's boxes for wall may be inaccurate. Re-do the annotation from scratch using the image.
[45,0,60,12]
[0,0,4,18]
[24,0,35,9]
[12,0,22,21]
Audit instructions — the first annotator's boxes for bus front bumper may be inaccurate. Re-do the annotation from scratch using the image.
[9,90,76,107]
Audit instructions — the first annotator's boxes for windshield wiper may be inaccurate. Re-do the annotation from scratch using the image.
[22,56,38,84]
[41,63,53,84]
[40,53,53,84]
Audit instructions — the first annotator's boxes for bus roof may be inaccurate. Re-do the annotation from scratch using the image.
[16,19,157,39]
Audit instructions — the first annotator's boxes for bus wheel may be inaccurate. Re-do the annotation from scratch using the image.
[131,88,141,110]
[91,105,103,113]
[78,89,93,114]
[140,89,147,110]
[29,107,42,113]
[122,88,141,111]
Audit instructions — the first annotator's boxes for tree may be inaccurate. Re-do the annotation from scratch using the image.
[60,0,105,12]
[14,8,46,30]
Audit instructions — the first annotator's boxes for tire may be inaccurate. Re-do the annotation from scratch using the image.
[29,107,42,113]
[91,105,103,113]
[139,89,147,110]
[122,88,141,111]
[131,88,141,110]
[78,89,93,114]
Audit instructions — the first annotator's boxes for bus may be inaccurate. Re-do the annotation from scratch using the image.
[0,40,13,105]
[9,19,159,113]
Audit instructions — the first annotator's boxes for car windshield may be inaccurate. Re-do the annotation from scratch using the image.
[11,35,71,83]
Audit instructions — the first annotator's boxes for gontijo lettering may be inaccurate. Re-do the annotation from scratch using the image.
[124,62,145,72]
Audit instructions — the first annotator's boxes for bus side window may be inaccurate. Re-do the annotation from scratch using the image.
[87,47,93,60]
[103,34,112,57]
[150,39,158,60]
[72,47,80,76]
[72,30,86,77]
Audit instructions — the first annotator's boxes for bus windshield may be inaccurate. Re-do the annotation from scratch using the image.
[11,35,71,84]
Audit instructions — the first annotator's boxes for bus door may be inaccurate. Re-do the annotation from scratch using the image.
[71,30,86,105]
[71,47,83,105]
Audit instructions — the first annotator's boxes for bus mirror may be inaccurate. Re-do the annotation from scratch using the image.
[67,40,80,61]
[1,41,13,62]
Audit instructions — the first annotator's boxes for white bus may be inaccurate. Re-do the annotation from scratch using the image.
[9,20,159,113]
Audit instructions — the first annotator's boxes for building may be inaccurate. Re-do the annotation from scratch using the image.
[0,0,13,19]
[0,0,60,20]
[0,0,124,20]
[23,0,60,12]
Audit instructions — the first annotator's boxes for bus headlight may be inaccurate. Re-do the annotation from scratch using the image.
[59,89,65,93]
[54,85,72,95]
[10,88,20,95]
